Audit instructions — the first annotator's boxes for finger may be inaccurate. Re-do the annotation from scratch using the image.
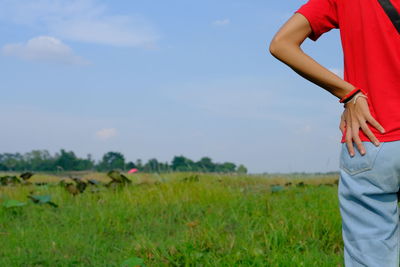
[339,117,346,135]
[356,97,385,133]
[366,115,386,134]
[339,121,346,135]
[345,128,355,157]
[352,126,366,155]
[359,122,380,146]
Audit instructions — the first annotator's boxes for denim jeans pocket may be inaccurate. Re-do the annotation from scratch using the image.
[339,142,386,176]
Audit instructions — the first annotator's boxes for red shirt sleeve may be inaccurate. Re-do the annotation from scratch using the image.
[294,0,339,41]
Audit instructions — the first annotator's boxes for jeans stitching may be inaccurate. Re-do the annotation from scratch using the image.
[340,142,386,176]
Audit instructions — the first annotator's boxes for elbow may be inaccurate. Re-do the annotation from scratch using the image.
[268,34,289,56]
[268,38,285,58]
[268,37,301,58]
[268,40,279,57]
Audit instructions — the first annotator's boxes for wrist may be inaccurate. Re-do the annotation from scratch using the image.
[343,92,368,108]
[336,85,357,100]
[339,87,367,104]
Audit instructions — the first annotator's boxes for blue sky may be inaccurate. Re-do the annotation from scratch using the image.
[0,0,345,173]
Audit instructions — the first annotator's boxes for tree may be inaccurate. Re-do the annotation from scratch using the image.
[55,149,80,171]
[135,159,143,171]
[126,161,136,170]
[0,149,247,174]
[0,153,25,171]
[160,161,172,172]
[237,164,248,174]
[171,156,195,171]
[196,157,215,172]
[97,152,125,171]
[215,162,236,173]
[143,158,160,172]
[76,154,95,170]
[24,150,55,171]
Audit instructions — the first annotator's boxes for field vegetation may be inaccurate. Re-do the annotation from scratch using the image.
[0,172,343,267]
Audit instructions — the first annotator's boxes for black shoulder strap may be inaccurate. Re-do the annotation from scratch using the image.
[377,0,400,34]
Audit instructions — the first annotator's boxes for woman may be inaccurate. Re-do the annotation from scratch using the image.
[269,0,400,266]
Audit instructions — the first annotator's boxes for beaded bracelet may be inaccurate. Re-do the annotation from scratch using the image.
[352,93,368,105]
[343,93,368,108]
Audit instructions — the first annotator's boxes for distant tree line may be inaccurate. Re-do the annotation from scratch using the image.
[0,149,248,174]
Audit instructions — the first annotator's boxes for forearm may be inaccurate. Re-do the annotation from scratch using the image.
[270,42,354,99]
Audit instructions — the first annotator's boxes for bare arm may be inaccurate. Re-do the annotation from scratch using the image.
[269,13,354,99]
[268,13,385,156]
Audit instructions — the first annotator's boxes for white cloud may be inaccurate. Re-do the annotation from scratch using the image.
[95,128,118,141]
[213,18,230,26]
[328,67,344,79]
[2,36,89,65]
[51,16,159,48]
[0,0,160,48]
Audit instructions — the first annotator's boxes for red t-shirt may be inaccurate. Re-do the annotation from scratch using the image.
[294,0,400,143]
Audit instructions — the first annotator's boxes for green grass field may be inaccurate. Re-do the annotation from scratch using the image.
[0,172,343,267]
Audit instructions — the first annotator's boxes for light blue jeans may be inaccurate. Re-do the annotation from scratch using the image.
[339,141,400,266]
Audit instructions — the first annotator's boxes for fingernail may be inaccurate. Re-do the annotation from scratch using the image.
[374,141,380,146]
[382,129,386,133]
